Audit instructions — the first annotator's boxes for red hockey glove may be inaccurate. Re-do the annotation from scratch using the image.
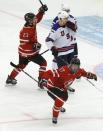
[39,4,48,13]
[86,72,97,81]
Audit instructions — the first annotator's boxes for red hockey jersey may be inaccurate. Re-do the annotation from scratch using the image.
[18,12,44,57]
[42,65,87,91]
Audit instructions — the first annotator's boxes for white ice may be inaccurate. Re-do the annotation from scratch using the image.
[0,0,103,131]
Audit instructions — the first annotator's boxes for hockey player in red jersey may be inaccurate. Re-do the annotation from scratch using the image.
[39,58,97,124]
[6,5,48,87]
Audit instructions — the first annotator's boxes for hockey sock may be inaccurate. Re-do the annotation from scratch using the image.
[10,64,26,78]
[53,98,64,118]
[39,62,47,78]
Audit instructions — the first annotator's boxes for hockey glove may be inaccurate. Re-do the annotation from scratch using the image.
[38,78,48,89]
[39,4,48,13]
[51,46,58,57]
[66,21,77,32]
[86,72,97,81]
[33,42,41,51]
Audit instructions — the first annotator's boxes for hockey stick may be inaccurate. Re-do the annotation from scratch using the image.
[9,49,49,82]
[40,49,49,55]
[10,62,64,103]
[42,88,64,103]
[8,46,48,82]
[10,62,38,83]
[38,0,44,6]
[85,78,103,93]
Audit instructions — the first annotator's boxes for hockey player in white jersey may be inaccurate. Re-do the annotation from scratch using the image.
[46,11,78,92]
[51,4,78,69]
[46,11,78,67]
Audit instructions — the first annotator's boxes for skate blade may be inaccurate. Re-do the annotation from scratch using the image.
[5,83,17,87]
[37,88,47,91]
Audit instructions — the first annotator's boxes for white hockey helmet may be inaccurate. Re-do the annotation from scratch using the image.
[61,4,70,13]
[58,11,69,20]
[58,11,68,26]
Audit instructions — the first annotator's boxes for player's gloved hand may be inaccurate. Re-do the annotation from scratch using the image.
[39,4,48,13]
[38,78,48,89]
[51,46,58,57]
[66,21,77,32]
[86,72,97,81]
[33,42,41,51]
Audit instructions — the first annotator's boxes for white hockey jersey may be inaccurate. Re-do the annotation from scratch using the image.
[45,23,76,56]
[52,14,77,44]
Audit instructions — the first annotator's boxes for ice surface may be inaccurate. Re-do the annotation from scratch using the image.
[0,0,103,130]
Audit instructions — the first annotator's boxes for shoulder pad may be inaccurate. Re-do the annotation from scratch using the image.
[51,23,60,31]
[53,16,58,24]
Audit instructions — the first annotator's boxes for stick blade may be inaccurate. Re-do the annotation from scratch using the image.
[10,62,17,68]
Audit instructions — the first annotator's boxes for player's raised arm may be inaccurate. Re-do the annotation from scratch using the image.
[36,4,48,23]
